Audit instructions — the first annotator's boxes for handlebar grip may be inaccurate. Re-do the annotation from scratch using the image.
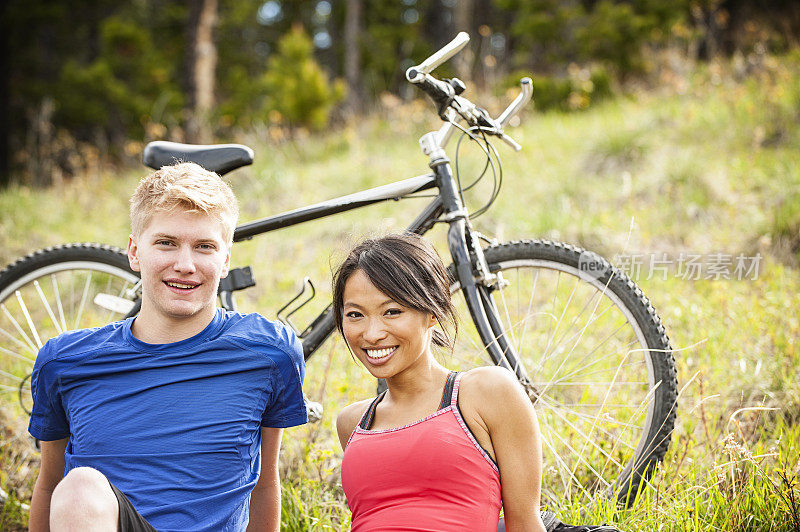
[497,77,533,128]
[406,32,470,79]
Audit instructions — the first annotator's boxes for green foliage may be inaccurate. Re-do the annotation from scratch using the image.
[576,1,651,74]
[55,15,183,141]
[0,493,26,532]
[515,66,612,112]
[769,192,800,265]
[497,0,690,76]
[280,479,348,531]
[261,26,345,131]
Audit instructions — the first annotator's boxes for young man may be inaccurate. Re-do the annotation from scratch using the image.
[27,163,307,531]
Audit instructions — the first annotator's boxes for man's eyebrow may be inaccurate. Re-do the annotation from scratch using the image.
[151,233,219,243]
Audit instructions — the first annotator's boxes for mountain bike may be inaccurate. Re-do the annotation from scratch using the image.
[0,32,677,506]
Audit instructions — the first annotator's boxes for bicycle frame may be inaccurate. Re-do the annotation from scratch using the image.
[220,138,530,385]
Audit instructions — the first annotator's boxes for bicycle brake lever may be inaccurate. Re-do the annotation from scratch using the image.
[499,133,522,151]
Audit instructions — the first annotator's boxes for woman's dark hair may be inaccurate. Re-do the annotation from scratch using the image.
[332,233,457,350]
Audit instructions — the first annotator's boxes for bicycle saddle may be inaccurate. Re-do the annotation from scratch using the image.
[142,141,254,175]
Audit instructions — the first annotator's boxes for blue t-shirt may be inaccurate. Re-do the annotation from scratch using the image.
[28,308,307,531]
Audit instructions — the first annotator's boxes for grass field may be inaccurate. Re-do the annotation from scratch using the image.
[1,53,799,531]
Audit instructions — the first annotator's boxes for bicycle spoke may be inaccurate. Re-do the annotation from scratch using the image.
[539,398,627,471]
[546,286,603,359]
[543,336,641,388]
[539,396,641,446]
[34,280,64,336]
[15,293,43,349]
[0,344,36,364]
[597,386,661,481]
[539,426,594,501]
[0,323,37,355]
[74,272,92,329]
[513,268,540,356]
[0,367,26,382]
[542,272,579,361]
[541,301,616,366]
[0,383,29,392]
[495,287,520,373]
[542,271,561,359]
[2,304,38,354]
[52,274,67,332]
[569,347,636,485]
[544,412,614,489]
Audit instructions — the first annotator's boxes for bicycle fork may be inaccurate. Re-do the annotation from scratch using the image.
[422,135,532,388]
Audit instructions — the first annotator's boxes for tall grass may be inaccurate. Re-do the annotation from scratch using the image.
[1,53,799,530]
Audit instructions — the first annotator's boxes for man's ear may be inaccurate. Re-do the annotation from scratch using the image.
[220,244,232,279]
[127,235,141,272]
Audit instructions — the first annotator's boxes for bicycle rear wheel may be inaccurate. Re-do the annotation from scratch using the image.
[0,244,139,423]
[447,240,677,506]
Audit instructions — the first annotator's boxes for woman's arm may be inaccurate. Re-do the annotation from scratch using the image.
[460,367,547,532]
[29,438,68,532]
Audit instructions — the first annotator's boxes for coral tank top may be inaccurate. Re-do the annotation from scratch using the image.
[341,372,502,531]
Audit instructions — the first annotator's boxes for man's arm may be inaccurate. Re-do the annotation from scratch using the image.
[29,438,68,532]
[247,427,283,532]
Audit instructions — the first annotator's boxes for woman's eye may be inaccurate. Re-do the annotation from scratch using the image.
[385,308,402,316]
[345,311,362,319]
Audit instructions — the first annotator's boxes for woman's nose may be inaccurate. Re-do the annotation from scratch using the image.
[363,318,387,342]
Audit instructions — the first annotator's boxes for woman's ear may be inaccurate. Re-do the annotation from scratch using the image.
[428,314,438,328]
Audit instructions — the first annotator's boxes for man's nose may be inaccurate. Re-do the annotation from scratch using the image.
[173,246,196,273]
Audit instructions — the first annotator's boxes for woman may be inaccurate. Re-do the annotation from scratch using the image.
[334,233,547,532]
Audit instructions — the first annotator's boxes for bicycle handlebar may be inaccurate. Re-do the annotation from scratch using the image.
[406,32,470,78]
[497,77,533,128]
[406,33,532,150]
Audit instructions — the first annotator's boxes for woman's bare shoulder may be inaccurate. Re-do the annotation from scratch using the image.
[460,365,522,396]
[459,366,533,419]
[336,397,375,449]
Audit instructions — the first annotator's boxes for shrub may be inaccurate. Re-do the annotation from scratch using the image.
[262,26,345,131]
[512,66,613,112]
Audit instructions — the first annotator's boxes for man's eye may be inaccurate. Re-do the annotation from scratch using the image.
[156,240,174,246]
[198,243,215,250]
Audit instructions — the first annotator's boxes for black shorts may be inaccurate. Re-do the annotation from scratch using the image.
[108,481,157,532]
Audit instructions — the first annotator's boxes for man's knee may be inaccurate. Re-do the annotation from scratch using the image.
[51,467,117,527]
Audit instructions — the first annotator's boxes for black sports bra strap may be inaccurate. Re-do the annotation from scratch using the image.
[358,391,387,430]
[438,371,459,410]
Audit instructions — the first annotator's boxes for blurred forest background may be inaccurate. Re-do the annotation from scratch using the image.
[2,0,800,187]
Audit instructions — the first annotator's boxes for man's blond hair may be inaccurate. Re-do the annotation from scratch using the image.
[130,162,239,244]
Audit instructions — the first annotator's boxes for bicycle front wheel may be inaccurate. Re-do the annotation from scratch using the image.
[448,240,677,506]
[0,244,139,423]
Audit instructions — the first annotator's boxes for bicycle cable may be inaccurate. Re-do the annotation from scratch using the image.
[451,120,503,219]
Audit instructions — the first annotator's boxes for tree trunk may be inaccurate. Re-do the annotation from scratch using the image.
[0,1,10,187]
[453,0,473,82]
[344,0,362,115]
[186,0,217,144]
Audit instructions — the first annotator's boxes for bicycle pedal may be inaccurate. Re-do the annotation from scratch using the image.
[305,398,323,423]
